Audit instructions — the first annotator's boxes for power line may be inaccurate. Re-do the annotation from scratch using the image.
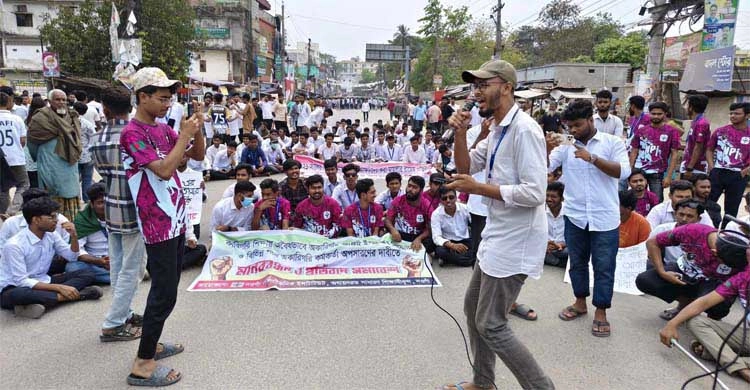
[289,13,393,32]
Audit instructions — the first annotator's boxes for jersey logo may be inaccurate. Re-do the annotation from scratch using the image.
[659,134,668,142]
[323,211,331,220]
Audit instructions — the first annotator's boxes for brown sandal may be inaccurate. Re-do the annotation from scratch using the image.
[558,305,588,321]
[100,324,142,342]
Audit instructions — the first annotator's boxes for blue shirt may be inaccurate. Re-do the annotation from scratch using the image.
[241,146,268,168]
[414,104,427,121]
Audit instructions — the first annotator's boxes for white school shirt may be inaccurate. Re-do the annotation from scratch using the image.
[205,144,226,166]
[0,229,79,290]
[431,203,471,246]
[293,141,316,156]
[381,144,403,162]
[296,103,311,128]
[227,108,240,136]
[594,112,624,138]
[221,183,261,202]
[466,124,489,218]
[309,107,324,127]
[0,110,27,166]
[645,200,714,229]
[259,100,275,120]
[548,130,631,232]
[332,185,358,209]
[375,189,404,211]
[0,213,70,255]
[211,149,236,170]
[78,221,109,258]
[210,197,255,232]
[318,143,338,161]
[468,104,548,279]
[402,146,427,163]
[546,205,566,243]
[649,222,681,264]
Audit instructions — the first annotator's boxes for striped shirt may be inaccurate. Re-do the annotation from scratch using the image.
[90,120,139,234]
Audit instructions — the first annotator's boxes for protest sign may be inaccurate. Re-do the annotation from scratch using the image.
[294,155,433,180]
[563,242,647,296]
[188,230,441,291]
[177,169,203,225]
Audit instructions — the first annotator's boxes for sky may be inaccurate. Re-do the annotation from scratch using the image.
[269,0,749,60]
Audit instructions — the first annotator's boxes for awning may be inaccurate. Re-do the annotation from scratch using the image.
[188,76,237,87]
[549,89,592,101]
[514,89,548,100]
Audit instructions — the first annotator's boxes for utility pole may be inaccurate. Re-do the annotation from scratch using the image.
[432,18,439,84]
[493,1,504,60]
[645,0,667,103]
[306,38,312,92]
[281,1,285,57]
[404,46,410,96]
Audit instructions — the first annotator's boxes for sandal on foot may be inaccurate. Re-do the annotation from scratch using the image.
[126,313,144,327]
[558,305,587,321]
[592,320,611,337]
[100,324,142,342]
[659,307,681,321]
[155,342,184,360]
[126,364,181,387]
[437,381,468,390]
[510,303,537,321]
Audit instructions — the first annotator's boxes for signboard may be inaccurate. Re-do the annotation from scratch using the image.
[365,44,408,63]
[42,52,60,78]
[564,242,647,296]
[274,55,283,83]
[680,46,735,92]
[662,32,702,70]
[294,155,433,180]
[257,55,267,76]
[701,0,738,51]
[188,231,441,291]
[196,27,230,39]
[433,74,443,86]
[177,169,203,226]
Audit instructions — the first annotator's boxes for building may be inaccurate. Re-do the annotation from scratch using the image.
[251,0,277,83]
[517,62,632,100]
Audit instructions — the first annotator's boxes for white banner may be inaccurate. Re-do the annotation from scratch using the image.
[178,170,203,226]
[563,242,647,296]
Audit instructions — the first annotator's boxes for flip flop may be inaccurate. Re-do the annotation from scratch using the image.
[437,381,468,390]
[154,342,184,361]
[126,364,181,387]
[510,303,537,321]
[592,320,611,337]
[658,307,681,321]
[558,305,588,321]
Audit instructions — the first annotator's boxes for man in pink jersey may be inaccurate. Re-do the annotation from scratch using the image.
[294,174,341,238]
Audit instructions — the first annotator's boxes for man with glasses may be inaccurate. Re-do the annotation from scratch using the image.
[332,164,360,209]
[431,187,473,267]
[646,180,714,229]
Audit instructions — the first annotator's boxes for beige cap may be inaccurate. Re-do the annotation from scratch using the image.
[462,60,517,86]
[131,67,181,92]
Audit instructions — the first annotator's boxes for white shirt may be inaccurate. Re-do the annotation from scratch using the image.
[402,146,427,163]
[78,117,96,164]
[0,110,27,166]
[0,214,70,256]
[468,104,547,279]
[546,205,565,243]
[594,112,624,138]
[318,143,338,161]
[259,100,275,120]
[157,102,185,133]
[466,124,489,218]
[12,105,28,121]
[82,105,101,126]
[78,222,109,258]
[0,229,79,290]
[548,130,631,231]
[361,102,370,112]
[212,149,236,170]
[309,107,324,127]
[725,215,750,235]
[332,185,358,209]
[292,141,316,156]
[324,178,341,197]
[470,106,482,126]
[310,136,325,149]
[227,108,240,136]
[431,203,471,246]
[87,100,104,120]
[381,144,403,162]
[221,183,261,202]
[375,189,404,211]
[210,197,254,232]
[205,144,226,167]
[649,222,681,264]
[645,200,714,229]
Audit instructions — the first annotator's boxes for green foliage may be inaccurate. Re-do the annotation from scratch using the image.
[593,31,649,69]
[360,69,378,84]
[40,0,202,80]
[568,55,594,63]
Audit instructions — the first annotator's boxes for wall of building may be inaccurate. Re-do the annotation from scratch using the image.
[518,63,631,92]
[190,50,231,81]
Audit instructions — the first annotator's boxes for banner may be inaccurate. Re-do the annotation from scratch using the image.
[188,231,441,291]
[680,46,735,92]
[701,0,738,51]
[662,33,702,70]
[563,242,647,296]
[294,155,433,180]
[42,52,60,78]
[177,169,203,226]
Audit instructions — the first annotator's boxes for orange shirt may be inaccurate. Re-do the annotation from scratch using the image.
[619,212,651,248]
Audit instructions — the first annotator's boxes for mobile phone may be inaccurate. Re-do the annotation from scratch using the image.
[560,134,576,146]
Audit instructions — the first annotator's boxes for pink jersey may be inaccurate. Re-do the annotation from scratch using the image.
[635,191,659,217]
[682,115,711,172]
[422,191,441,216]
[707,125,750,171]
[631,123,681,174]
[294,196,342,238]
[341,202,384,237]
[656,224,740,281]
[254,196,291,230]
[387,194,431,236]
[120,120,187,245]
[715,269,750,317]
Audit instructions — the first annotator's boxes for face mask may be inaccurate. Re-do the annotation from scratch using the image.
[241,197,254,208]
[56,108,67,115]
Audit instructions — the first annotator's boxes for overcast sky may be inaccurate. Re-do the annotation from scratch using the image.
[269,0,749,60]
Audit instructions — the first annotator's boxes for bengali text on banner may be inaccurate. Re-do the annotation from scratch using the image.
[294,155,434,180]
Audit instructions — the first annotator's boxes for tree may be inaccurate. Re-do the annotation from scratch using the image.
[40,0,202,80]
[594,31,649,69]
[360,69,378,84]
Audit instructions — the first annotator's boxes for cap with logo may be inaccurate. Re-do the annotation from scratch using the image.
[462,60,517,86]
[132,67,181,92]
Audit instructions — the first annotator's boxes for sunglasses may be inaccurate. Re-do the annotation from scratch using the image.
[345,173,358,178]
[441,195,456,201]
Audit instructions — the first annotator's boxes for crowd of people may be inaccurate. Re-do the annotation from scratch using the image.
[1,59,749,387]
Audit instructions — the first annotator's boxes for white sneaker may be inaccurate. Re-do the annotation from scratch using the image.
[14,304,45,319]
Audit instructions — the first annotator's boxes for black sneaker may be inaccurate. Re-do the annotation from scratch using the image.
[14,304,45,319]
[79,286,104,300]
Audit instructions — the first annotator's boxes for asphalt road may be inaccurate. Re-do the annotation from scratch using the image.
[1,109,748,389]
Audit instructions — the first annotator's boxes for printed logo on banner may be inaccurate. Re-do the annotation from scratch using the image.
[659,134,669,142]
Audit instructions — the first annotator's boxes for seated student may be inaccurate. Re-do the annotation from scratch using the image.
[649,198,704,265]
[402,135,427,163]
[431,187,473,267]
[545,181,568,267]
[210,180,256,232]
[208,140,238,180]
[221,164,259,202]
[323,158,341,197]
[264,138,285,173]
[0,188,71,257]
[283,131,299,159]
[309,127,324,150]
[0,198,103,319]
[292,132,316,156]
[240,134,277,176]
[235,133,251,160]
[182,221,208,270]
[636,219,743,321]
[373,130,387,160]
[251,178,291,230]
[436,144,457,175]
[689,173,722,228]
[293,174,341,238]
[317,133,339,161]
[332,163,359,209]
[384,175,435,253]
[618,189,651,248]
[341,178,384,237]
[261,127,280,151]
[337,137,359,163]
[356,132,377,162]
[628,168,659,217]
[205,135,226,165]
[380,134,403,162]
[646,180,714,228]
[422,173,444,215]
[67,183,111,284]
[280,159,309,214]
[375,172,404,211]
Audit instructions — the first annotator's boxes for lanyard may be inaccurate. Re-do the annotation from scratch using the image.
[631,113,645,136]
[345,189,356,206]
[487,110,519,179]
[357,205,371,236]
[388,146,395,160]
[265,200,281,229]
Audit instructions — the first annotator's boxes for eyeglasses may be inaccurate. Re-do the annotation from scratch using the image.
[150,95,172,105]
[345,173,358,178]
[473,80,506,91]
[441,195,456,201]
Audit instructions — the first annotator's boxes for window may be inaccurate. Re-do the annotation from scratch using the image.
[199,60,207,73]
[16,13,33,27]
[588,69,595,74]
[611,87,619,92]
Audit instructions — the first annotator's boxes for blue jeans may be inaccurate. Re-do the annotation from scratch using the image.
[102,232,146,329]
[65,260,110,284]
[78,162,94,201]
[564,216,619,309]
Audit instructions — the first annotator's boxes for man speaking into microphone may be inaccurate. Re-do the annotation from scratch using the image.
[443,60,554,389]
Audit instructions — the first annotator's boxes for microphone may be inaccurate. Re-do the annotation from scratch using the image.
[442,100,476,141]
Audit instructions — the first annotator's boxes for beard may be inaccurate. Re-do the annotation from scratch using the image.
[478,108,494,118]
[406,192,419,202]
[650,118,663,125]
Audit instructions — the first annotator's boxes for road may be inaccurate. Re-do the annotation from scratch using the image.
[1,109,747,389]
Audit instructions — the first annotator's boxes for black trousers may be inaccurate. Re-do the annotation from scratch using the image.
[209,169,235,180]
[635,263,734,320]
[274,121,287,133]
[263,119,274,131]
[138,235,185,360]
[182,244,207,269]
[435,238,474,266]
[0,269,95,309]
[709,168,749,219]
